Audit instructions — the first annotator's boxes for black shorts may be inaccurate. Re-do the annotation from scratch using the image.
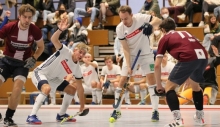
[109,6,118,15]
[169,59,208,85]
[0,57,29,81]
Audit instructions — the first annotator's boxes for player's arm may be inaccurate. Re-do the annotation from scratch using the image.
[120,39,131,69]
[51,17,69,50]
[88,61,98,68]
[33,39,44,60]
[154,56,163,87]
[149,16,162,28]
[75,79,85,111]
[109,74,120,83]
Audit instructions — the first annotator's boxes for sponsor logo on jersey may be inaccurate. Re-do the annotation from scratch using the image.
[161,72,169,76]
[83,70,92,77]
[126,28,142,39]
[107,75,117,78]
[28,35,34,41]
[11,41,30,49]
[61,60,72,74]
[134,75,142,78]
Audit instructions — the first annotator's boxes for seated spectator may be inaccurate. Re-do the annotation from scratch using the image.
[47,0,75,25]
[76,53,101,105]
[95,0,120,29]
[179,45,219,105]
[177,0,203,27]
[167,0,186,23]
[100,56,121,102]
[113,37,124,66]
[160,7,175,21]
[22,0,43,24]
[127,65,148,105]
[198,0,220,27]
[73,0,102,30]
[149,26,164,59]
[139,0,160,17]
[202,14,220,51]
[68,17,88,50]
[214,6,220,21]
[42,0,55,25]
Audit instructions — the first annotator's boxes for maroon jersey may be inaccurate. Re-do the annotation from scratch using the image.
[0,21,42,61]
[157,31,208,62]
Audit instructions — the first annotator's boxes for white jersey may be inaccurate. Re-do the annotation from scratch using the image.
[101,64,121,80]
[81,61,99,86]
[116,13,153,56]
[161,61,175,84]
[133,67,146,82]
[34,45,82,85]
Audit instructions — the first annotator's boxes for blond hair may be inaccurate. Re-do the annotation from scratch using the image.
[75,43,90,53]
[104,55,113,62]
[18,4,36,16]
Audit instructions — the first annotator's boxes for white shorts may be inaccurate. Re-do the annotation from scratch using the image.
[31,71,62,94]
[121,54,154,76]
[83,83,115,95]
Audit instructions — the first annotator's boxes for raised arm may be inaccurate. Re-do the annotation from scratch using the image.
[50,17,69,50]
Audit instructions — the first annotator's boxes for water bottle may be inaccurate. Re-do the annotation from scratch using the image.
[22,86,26,92]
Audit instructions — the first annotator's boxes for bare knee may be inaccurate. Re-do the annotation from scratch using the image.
[91,81,97,88]
[146,73,156,85]
[119,76,127,87]
[165,80,179,92]
[41,84,51,95]
[64,85,76,95]
[113,82,119,88]
[140,83,147,90]
[189,78,201,91]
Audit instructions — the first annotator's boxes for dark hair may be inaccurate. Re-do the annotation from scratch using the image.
[159,18,176,32]
[118,5,132,14]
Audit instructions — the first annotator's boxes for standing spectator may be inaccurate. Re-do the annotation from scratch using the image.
[73,0,102,30]
[167,0,186,23]
[95,0,120,29]
[47,0,75,25]
[139,0,160,18]
[177,0,203,27]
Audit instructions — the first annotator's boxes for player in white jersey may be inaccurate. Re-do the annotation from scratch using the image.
[110,5,162,122]
[100,56,121,102]
[80,53,101,104]
[26,17,90,125]
[127,65,147,105]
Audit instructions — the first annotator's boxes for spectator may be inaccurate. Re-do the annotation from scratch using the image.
[68,17,88,50]
[177,0,203,27]
[198,0,220,27]
[42,0,55,25]
[73,0,102,30]
[139,0,160,18]
[160,7,175,21]
[167,0,186,23]
[47,0,75,25]
[95,0,120,29]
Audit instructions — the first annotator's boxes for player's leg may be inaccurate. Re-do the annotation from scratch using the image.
[189,59,207,126]
[0,58,14,124]
[96,82,102,104]
[27,73,51,124]
[82,83,93,104]
[49,91,56,105]
[139,83,147,105]
[73,91,80,105]
[91,81,98,104]
[56,81,77,122]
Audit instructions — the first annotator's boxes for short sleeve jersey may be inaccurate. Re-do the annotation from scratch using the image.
[101,64,121,80]
[116,13,152,56]
[35,45,82,85]
[157,31,208,62]
[0,21,42,61]
[81,61,99,86]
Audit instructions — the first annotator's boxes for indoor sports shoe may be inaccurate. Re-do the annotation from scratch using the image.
[4,117,18,127]
[56,113,76,122]
[110,110,121,120]
[151,110,159,122]
[164,118,184,127]
[194,110,205,126]
[90,102,96,105]
[26,115,42,124]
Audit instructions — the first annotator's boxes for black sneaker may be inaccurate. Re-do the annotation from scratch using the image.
[4,117,17,127]
[0,113,2,121]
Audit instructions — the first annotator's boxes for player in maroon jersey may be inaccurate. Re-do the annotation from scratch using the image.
[154,18,208,127]
[0,4,44,126]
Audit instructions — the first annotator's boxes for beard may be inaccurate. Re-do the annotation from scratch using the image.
[20,21,29,29]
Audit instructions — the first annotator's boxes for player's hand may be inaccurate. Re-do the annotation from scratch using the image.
[68,41,74,46]
[58,17,69,31]
[156,85,165,94]
[128,82,134,86]
[65,74,74,82]
[127,67,132,75]
[24,56,36,69]
[6,11,11,17]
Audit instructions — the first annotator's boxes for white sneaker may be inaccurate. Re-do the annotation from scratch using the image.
[177,14,186,21]
[164,118,184,127]
[186,23,193,27]
[194,110,205,126]
[198,21,205,27]
[87,22,93,30]
[204,12,209,19]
